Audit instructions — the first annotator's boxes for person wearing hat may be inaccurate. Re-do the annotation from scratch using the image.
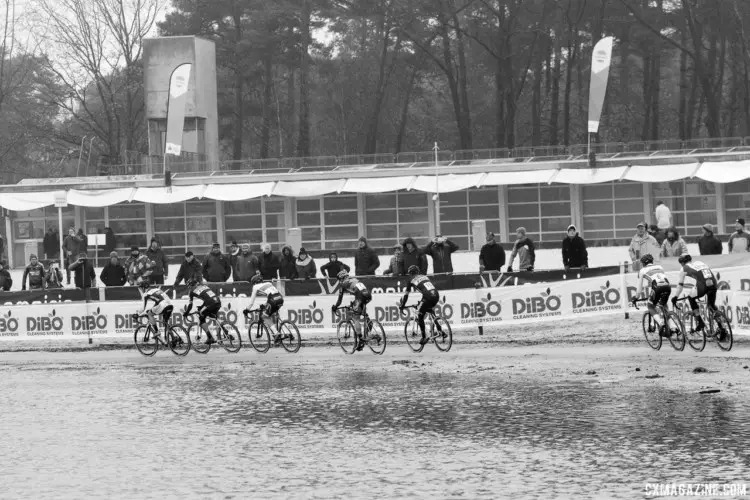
[279,244,298,279]
[382,245,402,275]
[728,218,750,253]
[629,221,659,271]
[68,251,96,289]
[354,236,380,276]
[100,251,127,287]
[479,232,505,272]
[175,251,203,285]
[398,237,427,276]
[258,243,281,280]
[295,247,317,279]
[698,223,723,255]
[321,252,350,278]
[125,245,155,285]
[45,260,64,289]
[146,237,169,285]
[231,243,259,282]
[562,225,588,271]
[202,242,231,282]
[22,254,46,290]
[507,227,536,272]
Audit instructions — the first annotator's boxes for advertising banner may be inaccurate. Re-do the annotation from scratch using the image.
[588,36,614,133]
[164,63,192,156]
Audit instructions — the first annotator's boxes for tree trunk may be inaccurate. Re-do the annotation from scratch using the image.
[232,9,243,163]
[454,9,472,150]
[439,16,470,149]
[285,66,295,158]
[548,29,561,145]
[260,54,273,159]
[678,30,689,140]
[532,46,543,146]
[365,12,396,155]
[563,38,577,146]
[296,0,311,157]
[495,58,506,148]
[395,68,418,154]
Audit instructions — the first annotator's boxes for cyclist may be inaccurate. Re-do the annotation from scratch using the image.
[182,279,222,344]
[243,273,285,344]
[135,279,174,340]
[630,254,671,333]
[671,254,719,336]
[399,265,442,346]
[331,270,373,351]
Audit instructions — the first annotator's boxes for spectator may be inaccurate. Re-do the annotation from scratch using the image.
[648,224,666,246]
[628,222,660,270]
[422,235,459,274]
[382,245,402,275]
[279,244,299,279]
[104,227,116,254]
[562,225,588,271]
[698,224,723,255]
[354,237,380,276]
[63,228,79,284]
[43,227,60,259]
[398,237,428,275]
[22,254,45,290]
[259,243,281,280]
[0,260,11,291]
[507,227,536,272]
[76,228,89,255]
[231,243,259,282]
[146,238,169,285]
[661,227,688,258]
[227,240,240,279]
[68,251,96,289]
[203,242,231,282]
[295,247,317,279]
[479,232,505,272]
[175,251,203,285]
[125,245,155,285]
[45,261,64,289]
[321,252,350,278]
[655,201,672,230]
[728,218,750,253]
[100,251,127,287]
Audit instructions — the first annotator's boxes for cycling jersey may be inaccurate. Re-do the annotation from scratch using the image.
[406,274,440,299]
[247,282,284,315]
[189,284,221,308]
[680,260,716,290]
[334,277,371,312]
[141,288,173,315]
[636,264,669,295]
[23,263,45,290]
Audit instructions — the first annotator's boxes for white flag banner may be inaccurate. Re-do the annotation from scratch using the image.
[164,63,192,157]
[588,37,614,134]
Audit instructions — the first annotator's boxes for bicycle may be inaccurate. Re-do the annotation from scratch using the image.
[401,302,453,353]
[133,313,191,357]
[243,306,301,354]
[632,298,686,351]
[675,296,733,352]
[183,310,242,354]
[334,306,386,355]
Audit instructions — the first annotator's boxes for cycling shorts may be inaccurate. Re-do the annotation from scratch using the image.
[265,293,284,316]
[199,303,221,325]
[419,293,440,315]
[649,284,671,307]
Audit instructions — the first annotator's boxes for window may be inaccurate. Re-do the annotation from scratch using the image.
[652,180,716,237]
[365,192,430,247]
[11,206,75,241]
[508,185,571,241]
[296,198,322,250]
[439,188,500,249]
[223,198,285,251]
[264,198,286,248]
[84,207,106,235]
[323,195,359,250]
[582,182,644,240]
[724,180,750,234]
[109,202,147,251]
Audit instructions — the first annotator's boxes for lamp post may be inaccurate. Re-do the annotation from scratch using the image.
[433,142,441,236]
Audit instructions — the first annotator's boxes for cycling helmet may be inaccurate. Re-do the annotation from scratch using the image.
[639,254,654,267]
[407,265,420,275]
[337,270,348,281]
[678,254,692,265]
[136,278,150,290]
[250,274,263,285]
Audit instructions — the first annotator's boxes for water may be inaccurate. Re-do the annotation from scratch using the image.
[0,353,748,499]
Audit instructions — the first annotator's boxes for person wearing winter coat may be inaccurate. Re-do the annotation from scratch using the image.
[76,228,88,255]
[104,227,116,254]
[0,260,12,291]
[68,251,96,289]
[698,224,723,255]
[562,225,588,270]
[479,233,505,272]
[382,245,402,275]
[422,236,459,274]
[321,252,350,278]
[124,246,155,285]
[354,237,380,276]
[63,228,79,284]
[231,244,259,282]
[22,254,45,290]
[660,227,688,258]
[397,237,428,276]
[628,222,660,270]
[648,225,666,246]
[295,247,317,279]
[259,243,281,280]
[507,227,536,272]
[145,238,169,284]
[44,261,65,289]
[728,218,750,253]
[279,244,299,279]
[43,227,60,259]
[174,251,203,285]
[100,251,127,287]
[227,241,240,279]
[203,243,231,282]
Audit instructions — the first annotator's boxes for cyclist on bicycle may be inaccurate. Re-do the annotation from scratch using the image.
[630,254,671,332]
[182,279,222,344]
[243,273,285,344]
[331,270,372,351]
[135,279,174,339]
[671,254,719,335]
[399,265,442,346]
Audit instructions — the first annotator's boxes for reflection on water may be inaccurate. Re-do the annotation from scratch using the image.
[0,359,748,499]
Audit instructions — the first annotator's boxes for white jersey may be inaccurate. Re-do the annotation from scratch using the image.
[141,288,172,315]
[637,264,669,296]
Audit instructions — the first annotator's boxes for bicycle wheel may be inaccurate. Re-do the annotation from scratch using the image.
[247,321,271,353]
[641,312,662,350]
[433,317,453,352]
[278,321,301,353]
[665,312,686,351]
[167,325,191,356]
[134,325,158,356]
[711,310,734,352]
[404,318,424,353]
[366,320,386,355]
[684,312,706,352]
[337,321,357,354]
[188,323,212,354]
[219,323,242,353]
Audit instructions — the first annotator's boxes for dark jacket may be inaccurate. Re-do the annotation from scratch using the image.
[0,268,12,291]
[422,239,459,274]
[104,228,116,254]
[354,238,380,276]
[45,267,64,289]
[650,229,666,246]
[203,251,231,282]
[175,258,203,285]
[69,259,96,288]
[698,233,723,255]
[509,237,536,271]
[320,255,350,278]
[259,250,281,280]
[398,238,428,275]
[562,234,589,268]
[232,252,260,282]
[100,261,127,286]
[23,263,46,290]
[77,232,88,254]
[146,239,168,277]
[279,245,299,280]
[295,254,317,279]
[43,230,60,258]
[383,255,399,275]
[63,234,79,258]
[479,242,505,271]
